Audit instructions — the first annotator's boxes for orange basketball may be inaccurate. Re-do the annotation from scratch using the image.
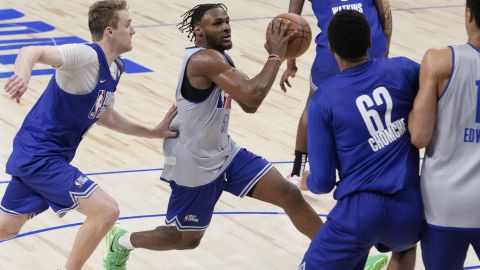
[266,13,312,59]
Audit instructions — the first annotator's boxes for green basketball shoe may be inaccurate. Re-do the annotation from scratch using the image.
[103,225,130,270]
[364,254,388,270]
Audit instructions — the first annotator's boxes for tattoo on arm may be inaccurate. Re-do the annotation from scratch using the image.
[382,0,392,38]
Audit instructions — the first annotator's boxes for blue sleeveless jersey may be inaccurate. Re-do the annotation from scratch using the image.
[310,0,387,58]
[307,57,420,199]
[6,43,123,176]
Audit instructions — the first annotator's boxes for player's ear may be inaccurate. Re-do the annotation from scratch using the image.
[466,7,473,24]
[194,25,203,37]
[105,26,114,37]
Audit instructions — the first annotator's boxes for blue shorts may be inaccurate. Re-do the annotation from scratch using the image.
[421,224,480,270]
[310,47,339,91]
[164,148,272,231]
[0,159,97,218]
[301,187,424,270]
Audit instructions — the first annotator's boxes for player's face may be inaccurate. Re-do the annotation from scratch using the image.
[201,8,232,51]
[111,9,135,54]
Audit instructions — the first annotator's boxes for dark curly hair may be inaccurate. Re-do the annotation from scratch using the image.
[177,3,227,41]
[327,10,371,60]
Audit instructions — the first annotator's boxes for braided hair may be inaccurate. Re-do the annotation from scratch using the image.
[177,3,227,41]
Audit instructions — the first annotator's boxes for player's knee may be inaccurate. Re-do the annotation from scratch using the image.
[178,236,202,250]
[176,230,203,250]
[282,185,304,210]
[97,200,120,223]
[106,202,120,221]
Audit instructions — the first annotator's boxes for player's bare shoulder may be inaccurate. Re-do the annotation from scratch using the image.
[423,47,452,77]
[189,48,232,76]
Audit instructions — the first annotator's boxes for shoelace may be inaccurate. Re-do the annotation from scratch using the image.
[114,247,130,266]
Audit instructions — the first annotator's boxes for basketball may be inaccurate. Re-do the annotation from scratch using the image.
[266,13,312,59]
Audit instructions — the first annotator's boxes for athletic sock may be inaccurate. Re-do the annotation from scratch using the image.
[118,232,134,250]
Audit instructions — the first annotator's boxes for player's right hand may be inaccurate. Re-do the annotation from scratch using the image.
[279,59,298,92]
[153,104,179,138]
[4,73,30,104]
[265,20,298,60]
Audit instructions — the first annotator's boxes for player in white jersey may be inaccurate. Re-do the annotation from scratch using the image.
[409,0,480,269]
[0,1,177,269]
[103,4,324,270]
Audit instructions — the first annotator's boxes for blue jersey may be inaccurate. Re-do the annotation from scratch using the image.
[6,43,123,176]
[307,57,420,199]
[310,0,387,57]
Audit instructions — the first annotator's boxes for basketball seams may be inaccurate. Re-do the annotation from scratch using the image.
[268,13,312,58]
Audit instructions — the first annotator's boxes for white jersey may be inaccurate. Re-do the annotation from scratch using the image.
[421,44,480,228]
[56,43,119,96]
[161,47,240,187]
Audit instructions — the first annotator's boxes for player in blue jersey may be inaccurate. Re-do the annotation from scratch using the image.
[0,1,177,269]
[281,0,392,183]
[298,10,423,270]
[409,1,480,269]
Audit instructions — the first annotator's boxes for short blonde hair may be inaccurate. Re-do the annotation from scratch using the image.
[88,0,128,41]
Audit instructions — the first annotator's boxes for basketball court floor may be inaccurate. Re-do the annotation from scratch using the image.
[0,0,477,269]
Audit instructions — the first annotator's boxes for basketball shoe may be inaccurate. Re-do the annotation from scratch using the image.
[364,254,388,270]
[103,225,130,270]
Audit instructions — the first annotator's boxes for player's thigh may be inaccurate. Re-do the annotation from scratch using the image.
[165,179,225,231]
[421,225,469,270]
[22,160,100,217]
[76,187,119,218]
[379,187,424,252]
[249,167,302,209]
[301,219,369,270]
[1,176,49,218]
[0,210,29,236]
[223,148,273,199]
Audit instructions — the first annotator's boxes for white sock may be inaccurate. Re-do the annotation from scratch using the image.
[118,232,134,250]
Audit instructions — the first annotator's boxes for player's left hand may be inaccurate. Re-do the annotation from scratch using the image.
[4,73,30,104]
[153,104,178,138]
[279,59,297,92]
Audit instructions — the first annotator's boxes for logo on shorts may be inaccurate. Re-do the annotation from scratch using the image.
[299,261,306,270]
[184,214,199,223]
[75,175,89,188]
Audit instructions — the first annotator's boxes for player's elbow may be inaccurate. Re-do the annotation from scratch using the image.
[409,126,431,148]
[410,133,430,149]
[246,92,265,107]
[242,106,258,114]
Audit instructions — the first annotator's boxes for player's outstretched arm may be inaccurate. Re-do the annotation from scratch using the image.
[279,0,305,92]
[373,0,392,57]
[4,46,63,103]
[97,105,178,138]
[409,48,452,148]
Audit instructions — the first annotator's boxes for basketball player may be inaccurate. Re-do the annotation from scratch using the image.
[102,3,324,270]
[409,0,480,269]
[281,0,392,182]
[0,1,177,269]
[299,10,423,270]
